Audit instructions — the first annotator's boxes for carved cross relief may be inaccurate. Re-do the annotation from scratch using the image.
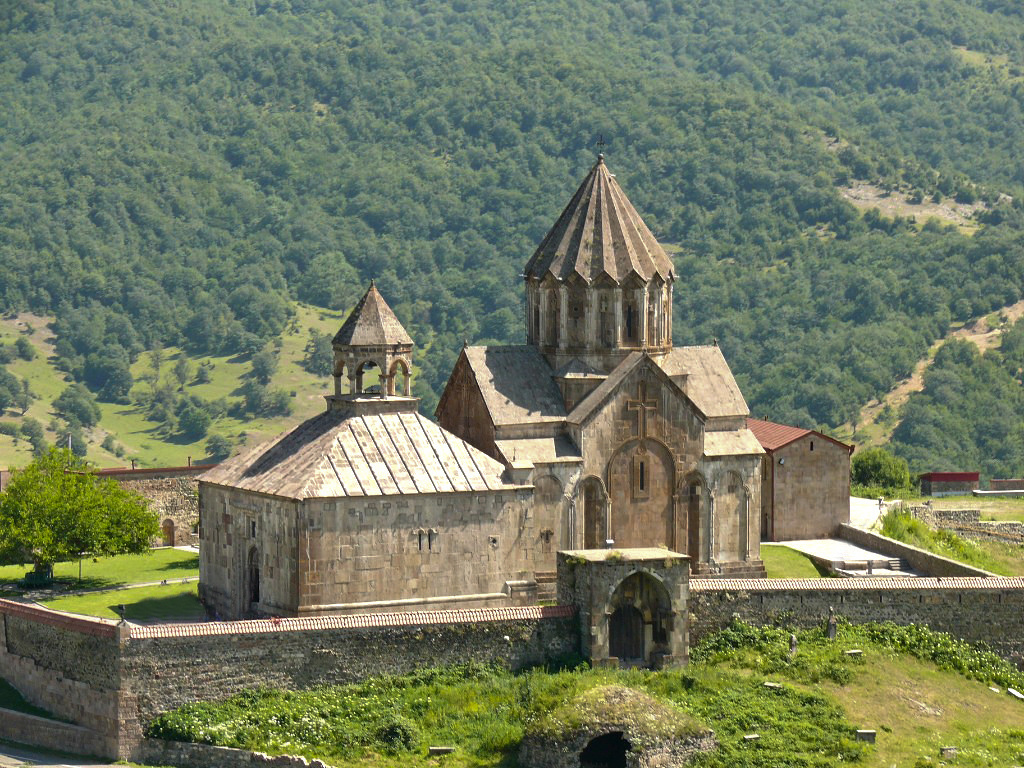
[626,380,657,440]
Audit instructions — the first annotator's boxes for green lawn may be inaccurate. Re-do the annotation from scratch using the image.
[761,544,829,578]
[0,548,198,590]
[41,582,203,622]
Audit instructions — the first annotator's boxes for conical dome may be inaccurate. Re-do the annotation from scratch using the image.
[524,156,675,285]
[333,281,413,347]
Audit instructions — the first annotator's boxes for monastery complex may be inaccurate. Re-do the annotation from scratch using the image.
[198,156,851,665]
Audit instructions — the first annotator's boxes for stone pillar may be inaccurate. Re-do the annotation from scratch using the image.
[639,286,649,348]
[334,374,342,396]
[663,284,672,345]
[558,284,568,350]
[585,289,597,351]
[613,287,623,347]
[538,288,548,348]
[526,285,534,344]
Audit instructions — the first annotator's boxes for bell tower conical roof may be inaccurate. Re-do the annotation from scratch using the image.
[332,280,413,347]
[523,155,675,285]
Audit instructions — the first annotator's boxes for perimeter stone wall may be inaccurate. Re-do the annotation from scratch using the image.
[689,577,1024,667]
[909,506,1024,545]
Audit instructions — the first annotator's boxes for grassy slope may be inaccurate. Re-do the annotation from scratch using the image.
[0,302,400,469]
[41,582,202,622]
[760,544,828,579]
[142,624,1024,768]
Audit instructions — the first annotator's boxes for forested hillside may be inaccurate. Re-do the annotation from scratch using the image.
[4,0,1024,470]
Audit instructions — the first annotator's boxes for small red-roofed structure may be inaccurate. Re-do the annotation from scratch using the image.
[920,471,979,497]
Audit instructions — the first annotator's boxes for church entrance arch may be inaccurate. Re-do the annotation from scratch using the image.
[607,439,674,549]
[606,571,672,668]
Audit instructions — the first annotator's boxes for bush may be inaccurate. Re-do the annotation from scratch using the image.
[851,447,913,494]
[373,713,419,753]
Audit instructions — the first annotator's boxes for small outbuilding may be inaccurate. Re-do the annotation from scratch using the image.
[747,418,853,542]
[920,471,979,497]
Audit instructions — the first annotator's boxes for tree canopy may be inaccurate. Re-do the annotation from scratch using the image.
[0,448,159,571]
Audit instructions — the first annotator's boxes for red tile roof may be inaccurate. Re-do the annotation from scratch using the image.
[746,418,853,453]
[920,472,979,482]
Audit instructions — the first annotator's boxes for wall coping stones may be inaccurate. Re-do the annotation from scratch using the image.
[129,604,576,639]
[690,577,1024,591]
[0,599,119,638]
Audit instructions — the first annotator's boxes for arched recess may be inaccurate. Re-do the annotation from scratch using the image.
[246,546,261,608]
[606,439,674,549]
[579,475,607,549]
[388,358,410,396]
[681,472,710,567]
[606,571,673,667]
[566,279,588,348]
[354,359,383,393]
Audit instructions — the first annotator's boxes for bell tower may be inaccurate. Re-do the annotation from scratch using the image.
[328,281,415,409]
[523,155,675,374]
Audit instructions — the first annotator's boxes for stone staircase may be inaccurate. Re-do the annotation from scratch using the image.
[535,571,557,603]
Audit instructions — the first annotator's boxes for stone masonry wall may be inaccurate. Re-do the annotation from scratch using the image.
[101,466,212,547]
[0,708,110,758]
[689,577,1024,667]
[0,601,124,756]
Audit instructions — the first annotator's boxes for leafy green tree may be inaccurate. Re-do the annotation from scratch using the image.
[177,402,211,440]
[250,348,278,384]
[0,447,159,574]
[301,331,333,377]
[205,433,233,461]
[851,447,913,493]
[14,336,35,361]
[53,383,102,427]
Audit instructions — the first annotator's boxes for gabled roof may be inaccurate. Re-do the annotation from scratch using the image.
[567,352,702,427]
[333,281,413,347]
[746,417,853,453]
[201,409,517,499]
[454,346,566,427]
[523,156,675,285]
[660,346,749,419]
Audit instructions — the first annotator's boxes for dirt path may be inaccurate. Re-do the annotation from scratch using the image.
[851,299,1024,446]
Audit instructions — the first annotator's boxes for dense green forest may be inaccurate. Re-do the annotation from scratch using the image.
[4,0,1024,470]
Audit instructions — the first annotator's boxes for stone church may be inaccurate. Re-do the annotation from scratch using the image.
[198,157,766,647]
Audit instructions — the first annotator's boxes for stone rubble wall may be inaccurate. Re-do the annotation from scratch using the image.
[908,506,1024,545]
[689,577,1024,668]
[140,740,333,768]
[115,475,200,546]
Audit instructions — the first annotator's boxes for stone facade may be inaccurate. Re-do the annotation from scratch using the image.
[910,506,1024,545]
[200,482,542,619]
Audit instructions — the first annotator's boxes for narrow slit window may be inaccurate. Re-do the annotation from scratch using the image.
[810,440,814,451]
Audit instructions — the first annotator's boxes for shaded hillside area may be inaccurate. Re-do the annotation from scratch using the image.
[4,0,1024,431]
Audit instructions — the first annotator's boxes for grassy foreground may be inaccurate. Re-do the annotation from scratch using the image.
[146,621,1024,768]
[0,548,199,590]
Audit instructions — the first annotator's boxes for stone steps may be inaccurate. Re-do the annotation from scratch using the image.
[535,571,557,602]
